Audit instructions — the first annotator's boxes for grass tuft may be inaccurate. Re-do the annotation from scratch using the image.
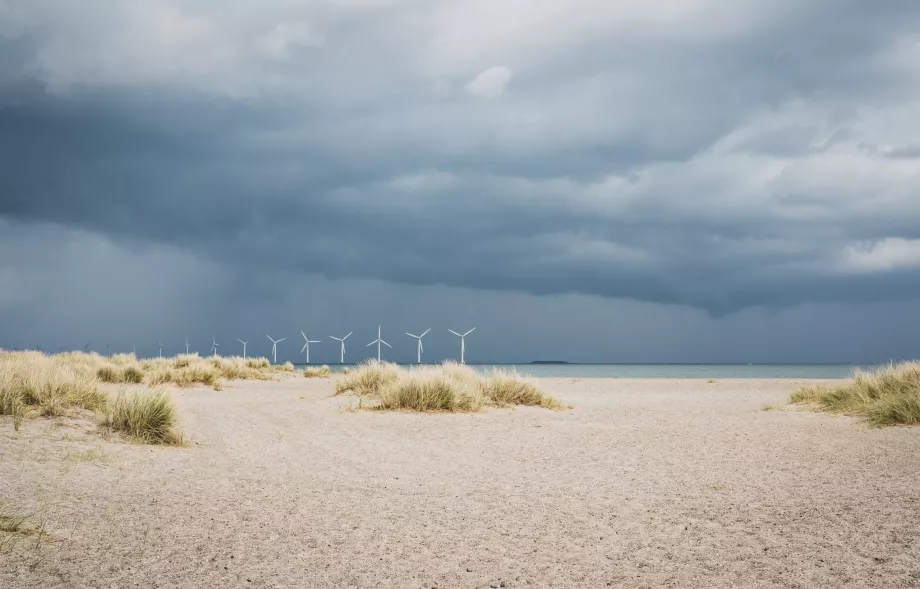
[482,368,566,409]
[376,369,485,412]
[334,361,567,412]
[303,365,331,378]
[334,360,401,395]
[790,361,920,426]
[98,387,183,445]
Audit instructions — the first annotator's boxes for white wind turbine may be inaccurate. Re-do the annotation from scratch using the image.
[158,341,164,358]
[210,336,220,357]
[329,332,352,364]
[236,338,248,358]
[448,327,476,364]
[366,325,391,362]
[266,334,286,364]
[405,328,431,364]
[184,338,190,355]
[300,331,321,364]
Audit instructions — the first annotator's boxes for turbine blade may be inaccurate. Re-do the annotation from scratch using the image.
[301,343,308,353]
[329,336,342,341]
[344,332,352,339]
[278,338,286,343]
[448,329,461,337]
[406,333,418,338]
[464,328,476,336]
[266,334,272,341]
[301,330,307,340]
[420,341,424,353]
[367,341,376,347]
[421,328,431,337]
[382,340,392,348]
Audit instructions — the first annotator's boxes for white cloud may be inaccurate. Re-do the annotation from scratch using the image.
[839,238,920,273]
[464,66,513,98]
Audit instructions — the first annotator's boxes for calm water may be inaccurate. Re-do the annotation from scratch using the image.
[295,363,864,379]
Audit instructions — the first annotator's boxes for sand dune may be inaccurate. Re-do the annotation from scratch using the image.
[2,377,919,588]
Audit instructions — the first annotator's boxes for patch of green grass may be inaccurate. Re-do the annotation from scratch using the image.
[789,362,920,426]
[62,448,111,464]
[98,387,184,445]
[0,503,31,554]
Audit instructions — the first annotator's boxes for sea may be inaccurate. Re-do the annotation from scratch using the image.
[294,363,868,379]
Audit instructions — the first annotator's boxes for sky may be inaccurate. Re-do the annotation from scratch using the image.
[1,0,920,364]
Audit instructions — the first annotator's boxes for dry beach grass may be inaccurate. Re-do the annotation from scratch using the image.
[1,376,918,587]
[0,350,294,442]
[791,360,920,426]
[335,360,565,411]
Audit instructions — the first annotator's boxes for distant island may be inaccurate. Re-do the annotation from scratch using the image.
[529,360,570,364]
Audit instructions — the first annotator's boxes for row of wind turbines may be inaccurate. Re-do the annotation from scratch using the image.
[175,326,476,365]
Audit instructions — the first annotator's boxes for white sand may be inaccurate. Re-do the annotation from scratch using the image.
[2,377,920,588]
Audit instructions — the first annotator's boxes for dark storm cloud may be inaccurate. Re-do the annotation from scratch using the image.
[2,0,920,320]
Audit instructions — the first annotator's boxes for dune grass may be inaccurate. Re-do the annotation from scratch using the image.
[98,387,183,445]
[482,368,565,409]
[790,361,920,426]
[335,361,567,412]
[0,351,107,419]
[303,365,331,378]
[334,360,402,395]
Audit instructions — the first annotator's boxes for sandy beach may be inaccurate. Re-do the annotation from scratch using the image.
[2,376,919,588]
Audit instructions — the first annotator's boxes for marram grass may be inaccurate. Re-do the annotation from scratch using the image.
[98,387,183,445]
[790,361,920,426]
[335,361,567,413]
[303,365,331,378]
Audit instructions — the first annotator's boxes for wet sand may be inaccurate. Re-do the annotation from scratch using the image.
[2,377,919,588]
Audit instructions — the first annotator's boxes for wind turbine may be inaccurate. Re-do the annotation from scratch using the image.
[132,344,136,356]
[106,344,111,356]
[185,338,190,355]
[406,328,431,364]
[366,325,391,362]
[329,332,352,364]
[84,343,91,352]
[236,338,248,358]
[266,334,286,364]
[158,341,164,358]
[211,336,220,357]
[300,331,321,364]
[448,327,476,364]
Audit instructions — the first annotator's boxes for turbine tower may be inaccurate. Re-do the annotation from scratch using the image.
[266,334,286,364]
[210,336,220,357]
[185,338,190,355]
[366,325,391,362]
[300,331,321,364]
[448,327,476,364]
[405,328,431,364]
[158,341,164,358]
[236,338,248,358]
[329,332,352,364]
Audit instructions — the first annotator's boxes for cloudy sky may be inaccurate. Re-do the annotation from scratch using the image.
[1,0,920,364]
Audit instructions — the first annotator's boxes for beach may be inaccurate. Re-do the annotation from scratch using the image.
[2,377,919,588]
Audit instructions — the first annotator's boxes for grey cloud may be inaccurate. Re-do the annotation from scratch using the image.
[2,0,920,358]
